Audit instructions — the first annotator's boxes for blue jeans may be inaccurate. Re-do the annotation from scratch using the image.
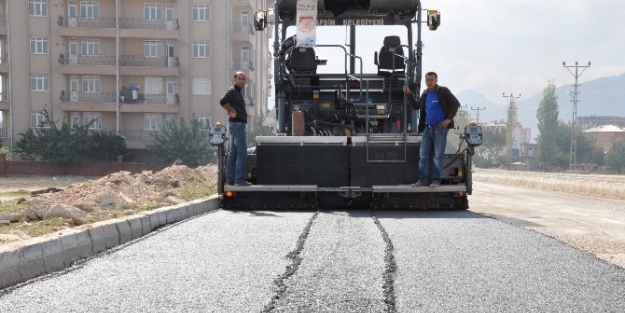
[226,122,248,183]
[419,127,449,184]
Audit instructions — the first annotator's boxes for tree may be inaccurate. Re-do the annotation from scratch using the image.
[15,110,91,164]
[536,81,562,169]
[605,139,625,172]
[246,110,274,147]
[147,117,214,166]
[446,108,473,153]
[85,131,127,161]
[505,98,519,163]
[480,126,506,158]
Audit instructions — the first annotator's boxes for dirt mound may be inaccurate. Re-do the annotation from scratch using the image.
[32,164,218,209]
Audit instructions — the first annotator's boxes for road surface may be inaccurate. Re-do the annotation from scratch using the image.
[1,184,625,312]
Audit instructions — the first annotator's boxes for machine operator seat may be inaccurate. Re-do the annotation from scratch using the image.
[377,35,405,76]
[287,47,318,74]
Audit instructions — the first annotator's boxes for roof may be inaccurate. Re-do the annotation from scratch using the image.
[584,125,625,133]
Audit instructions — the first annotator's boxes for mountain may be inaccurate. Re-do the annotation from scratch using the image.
[456,72,625,141]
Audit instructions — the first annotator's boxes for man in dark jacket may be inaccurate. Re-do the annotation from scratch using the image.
[403,72,460,188]
[220,71,251,187]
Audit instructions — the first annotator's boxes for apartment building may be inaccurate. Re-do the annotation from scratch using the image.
[0,0,273,160]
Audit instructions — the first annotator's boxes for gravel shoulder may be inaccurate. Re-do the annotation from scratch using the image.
[470,180,625,269]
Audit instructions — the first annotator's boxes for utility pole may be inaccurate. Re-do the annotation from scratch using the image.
[502,93,521,165]
[471,106,486,124]
[563,61,591,170]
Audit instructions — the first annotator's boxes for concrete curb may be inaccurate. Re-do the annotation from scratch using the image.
[0,195,220,290]
[473,170,625,200]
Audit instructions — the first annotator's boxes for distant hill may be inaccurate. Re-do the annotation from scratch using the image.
[456,71,625,141]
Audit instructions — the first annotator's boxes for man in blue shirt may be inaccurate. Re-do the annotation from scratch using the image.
[404,72,460,188]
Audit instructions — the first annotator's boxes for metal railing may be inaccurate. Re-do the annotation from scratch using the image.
[230,22,254,35]
[57,16,117,28]
[58,53,116,65]
[120,55,178,67]
[119,17,179,30]
[0,89,7,101]
[230,59,254,71]
[122,93,179,105]
[0,53,7,64]
[57,54,178,67]
[0,15,7,26]
[60,91,117,103]
[57,16,179,30]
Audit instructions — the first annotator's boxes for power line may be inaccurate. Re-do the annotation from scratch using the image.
[563,61,591,170]
[471,106,486,124]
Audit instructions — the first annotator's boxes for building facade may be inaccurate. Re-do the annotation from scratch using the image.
[584,125,625,152]
[0,0,273,160]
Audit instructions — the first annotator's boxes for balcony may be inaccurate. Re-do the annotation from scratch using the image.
[0,53,8,74]
[0,89,8,111]
[230,22,255,43]
[60,90,179,114]
[57,16,179,39]
[119,56,179,76]
[57,54,179,76]
[231,58,254,72]
[120,55,178,67]
[0,15,6,35]
[58,54,116,75]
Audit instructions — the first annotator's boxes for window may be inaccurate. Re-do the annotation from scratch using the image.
[70,112,81,129]
[82,75,101,93]
[241,11,249,27]
[30,74,49,91]
[29,0,47,17]
[80,1,99,18]
[30,37,48,54]
[145,77,163,95]
[193,77,211,95]
[31,111,48,128]
[144,3,162,20]
[193,41,211,58]
[193,4,211,21]
[81,39,100,56]
[83,112,102,130]
[144,113,162,130]
[144,41,163,57]
[193,114,210,129]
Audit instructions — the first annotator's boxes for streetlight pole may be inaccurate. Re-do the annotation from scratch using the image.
[563,61,591,170]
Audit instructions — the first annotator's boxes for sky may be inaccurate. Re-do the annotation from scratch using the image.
[270,0,625,106]
[422,0,625,104]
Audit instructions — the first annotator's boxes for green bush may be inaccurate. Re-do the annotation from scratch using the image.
[146,117,213,167]
[85,131,127,161]
[15,110,128,164]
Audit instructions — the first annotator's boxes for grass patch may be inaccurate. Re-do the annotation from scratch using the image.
[0,183,217,240]
[0,190,31,197]
[0,200,29,215]
[174,183,216,201]
[1,217,73,237]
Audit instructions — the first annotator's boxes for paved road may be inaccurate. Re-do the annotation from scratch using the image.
[1,206,625,312]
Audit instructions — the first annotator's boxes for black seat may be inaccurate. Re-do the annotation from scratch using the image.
[288,47,317,74]
[377,36,405,76]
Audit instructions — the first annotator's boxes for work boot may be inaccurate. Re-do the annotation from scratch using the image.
[411,181,427,187]
[235,180,252,187]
